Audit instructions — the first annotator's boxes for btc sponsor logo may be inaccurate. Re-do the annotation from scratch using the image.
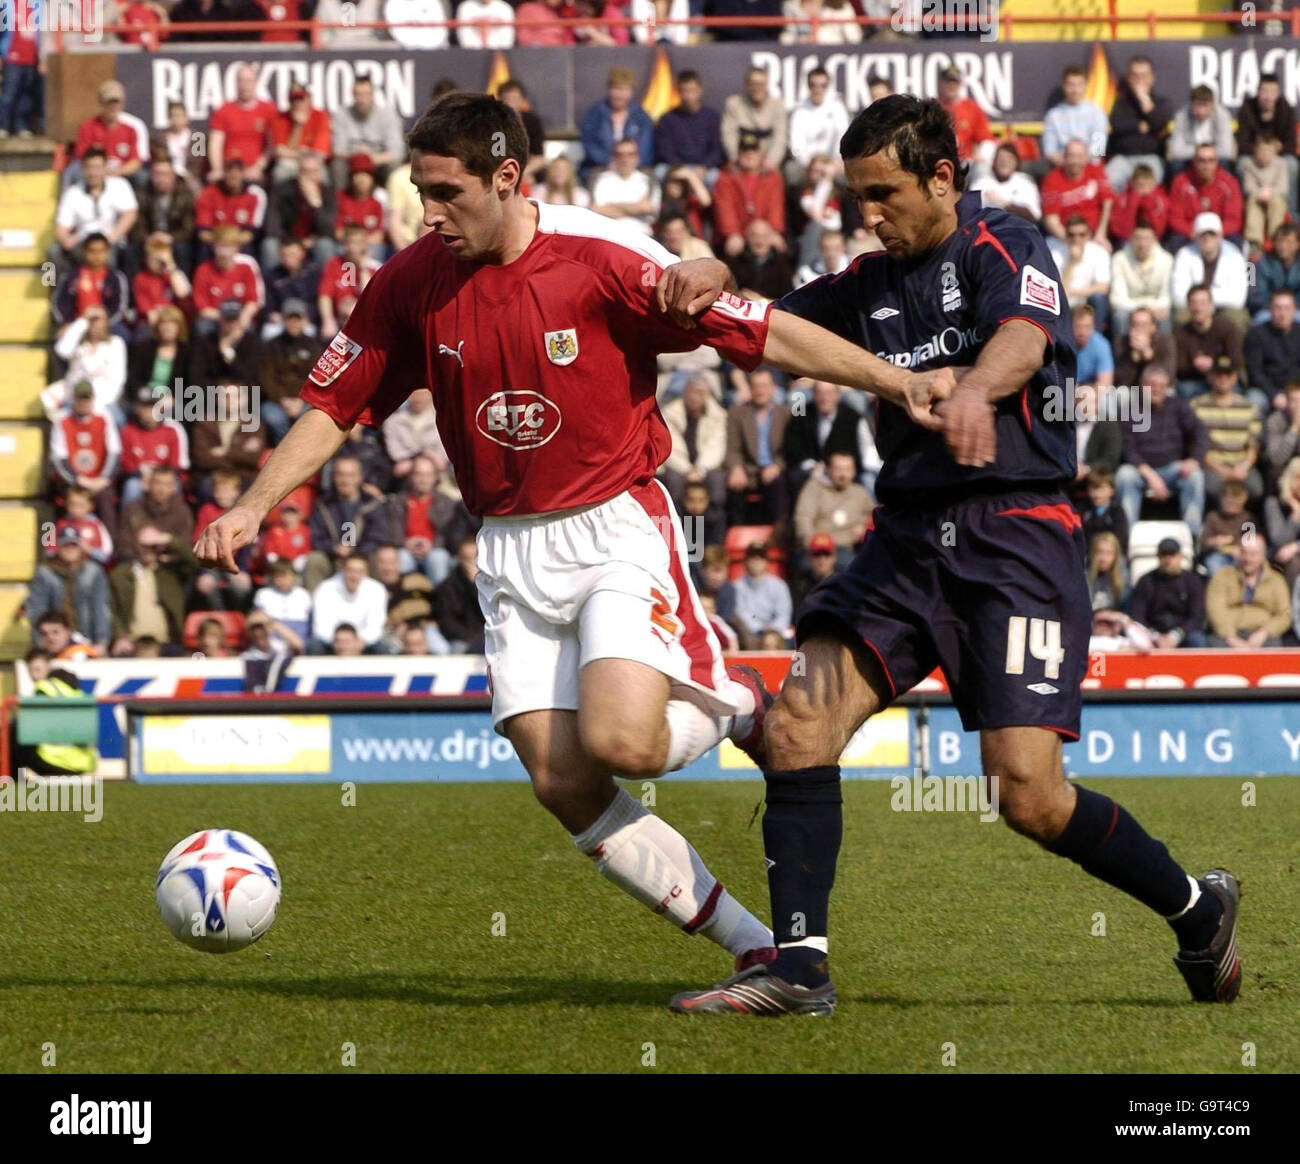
[476,391,563,450]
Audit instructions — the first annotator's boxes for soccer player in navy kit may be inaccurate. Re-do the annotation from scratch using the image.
[664,96,1241,1014]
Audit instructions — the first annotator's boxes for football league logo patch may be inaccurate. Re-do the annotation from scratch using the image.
[544,329,579,366]
[308,332,363,387]
[1019,265,1061,315]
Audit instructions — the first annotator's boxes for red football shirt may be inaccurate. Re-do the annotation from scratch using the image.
[317,254,379,310]
[336,192,385,234]
[210,100,277,167]
[196,184,268,232]
[1041,163,1114,232]
[119,419,191,476]
[273,107,332,156]
[193,255,265,312]
[74,266,109,317]
[300,201,770,517]
[75,116,143,165]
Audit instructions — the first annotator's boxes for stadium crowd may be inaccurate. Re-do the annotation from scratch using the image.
[17,39,1300,668]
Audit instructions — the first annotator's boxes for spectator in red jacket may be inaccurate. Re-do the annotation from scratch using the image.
[55,485,114,565]
[272,82,332,183]
[195,156,268,248]
[1042,138,1114,247]
[712,131,787,258]
[1167,143,1245,251]
[118,385,192,507]
[50,381,120,527]
[73,80,147,183]
[938,64,996,178]
[335,153,387,255]
[256,496,313,574]
[192,225,264,334]
[51,233,129,335]
[1109,162,1170,244]
[130,233,193,341]
[208,64,276,186]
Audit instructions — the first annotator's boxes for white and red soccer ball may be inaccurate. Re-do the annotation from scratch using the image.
[155,829,281,953]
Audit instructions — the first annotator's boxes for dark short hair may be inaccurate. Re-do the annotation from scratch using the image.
[1276,223,1300,242]
[1260,72,1281,88]
[406,91,528,189]
[1086,468,1114,489]
[1063,65,1086,80]
[676,70,701,87]
[82,232,110,250]
[1065,214,1089,231]
[1190,84,1215,103]
[37,611,71,628]
[25,647,51,664]
[334,622,359,636]
[839,95,965,193]
[1271,287,1295,302]
[809,66,829,82]
[1187,282,1213,301]
[82,146,107,164]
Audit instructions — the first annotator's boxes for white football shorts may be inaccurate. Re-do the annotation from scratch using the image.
[475,480,738,732]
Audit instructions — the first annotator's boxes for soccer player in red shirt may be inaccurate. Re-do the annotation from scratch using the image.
[1042,138,1114,247]
[195,157,268,246]
[196,94,953,978]
[208,64,276,186]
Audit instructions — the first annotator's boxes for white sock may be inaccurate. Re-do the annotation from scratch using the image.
[663,681,757,773]
[571,787,773,956]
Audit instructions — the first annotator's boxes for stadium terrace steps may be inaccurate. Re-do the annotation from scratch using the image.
[0,170,57,268]
[0,425,46,499]
[0,583,31,662]
[0,272,50,344]
[0,504,39,583]
[0,347,46,420]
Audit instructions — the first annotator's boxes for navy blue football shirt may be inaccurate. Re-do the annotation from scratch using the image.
[775,192,1078,506]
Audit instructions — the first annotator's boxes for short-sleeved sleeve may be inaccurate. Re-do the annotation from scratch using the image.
[298,262,424,429]
[603,243,772,372]
[773,265,854,337]
[965,217,1066,351]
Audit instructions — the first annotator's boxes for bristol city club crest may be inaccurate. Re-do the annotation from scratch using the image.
[544,329,578,366]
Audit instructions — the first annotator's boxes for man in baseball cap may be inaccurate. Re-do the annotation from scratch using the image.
[1177,209,1250,330]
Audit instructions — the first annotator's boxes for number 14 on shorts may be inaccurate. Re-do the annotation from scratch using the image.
[1004,616,1064,680]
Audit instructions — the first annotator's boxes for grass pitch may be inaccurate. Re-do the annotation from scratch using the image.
[1,778,1295,1073]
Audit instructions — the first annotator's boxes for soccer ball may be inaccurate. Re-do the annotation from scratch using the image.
[155,829,281,953]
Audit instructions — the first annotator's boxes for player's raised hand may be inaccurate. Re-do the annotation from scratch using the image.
[901,366,957,431]
[194,506,262,574]
[937,381,998,467]
[655,258,731,329]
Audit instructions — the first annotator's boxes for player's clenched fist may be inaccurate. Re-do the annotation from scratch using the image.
[193,506,263,573]
[902,366,957,431]
[937,380,998,468]
[655,257,730,328]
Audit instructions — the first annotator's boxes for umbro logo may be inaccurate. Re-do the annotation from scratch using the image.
[764,858,776,869]
[1027,682,1059,695]
[870,306,899,320]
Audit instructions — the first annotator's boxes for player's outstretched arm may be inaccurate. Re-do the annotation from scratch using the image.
[762,308,953,431]
[194,408,348,573]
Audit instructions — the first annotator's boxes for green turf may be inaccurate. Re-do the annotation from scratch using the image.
[0,778,1295,1073]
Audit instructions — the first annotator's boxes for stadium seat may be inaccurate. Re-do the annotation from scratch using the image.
[0,172,56,269]
[0,505,39,582]
[724,523,788,580]
[182,610,248,651]
[0,425,44,498]
[0,346,46,420]
[0,584,30,662]
[1129,520,1194,585]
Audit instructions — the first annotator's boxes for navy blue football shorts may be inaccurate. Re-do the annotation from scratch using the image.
[796,490,1091,738]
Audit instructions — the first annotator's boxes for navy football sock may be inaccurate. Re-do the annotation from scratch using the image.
[1047,785,1221,947]
[763,766,841,988]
